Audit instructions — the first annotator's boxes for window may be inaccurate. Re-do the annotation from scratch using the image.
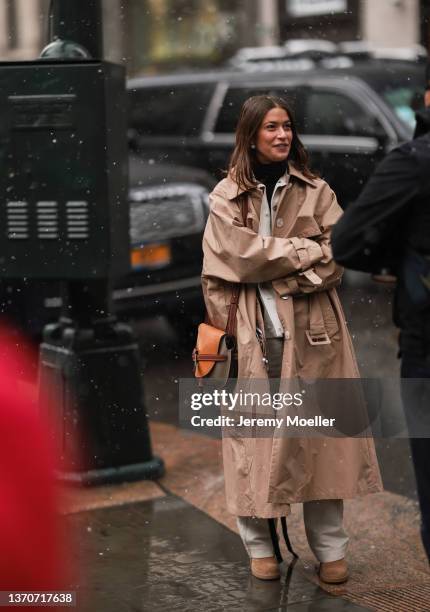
[360,68,423,134]
[215,86,301,133]
[381,86,421,131]
[128,83,214,137]
[127,0,237,75]
[302,90,381,137]
[287,0,347,17]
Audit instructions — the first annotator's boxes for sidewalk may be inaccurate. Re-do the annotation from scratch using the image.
[62,422,430,611]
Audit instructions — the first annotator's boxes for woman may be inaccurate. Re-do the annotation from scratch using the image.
[201,95,382,583]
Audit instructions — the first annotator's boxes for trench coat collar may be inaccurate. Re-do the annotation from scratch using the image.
[224,163,317,201]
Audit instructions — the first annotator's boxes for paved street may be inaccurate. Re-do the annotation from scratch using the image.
[62,272,430,611]
[66,492,372,612]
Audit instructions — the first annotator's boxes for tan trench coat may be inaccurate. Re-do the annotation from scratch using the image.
[201,164,383,518]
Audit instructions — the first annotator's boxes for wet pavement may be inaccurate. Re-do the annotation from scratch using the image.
[61,271,430,611]
[63,417,429,611]
[68,493,371,612]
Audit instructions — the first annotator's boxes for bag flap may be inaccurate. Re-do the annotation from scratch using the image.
[195,323,226,377]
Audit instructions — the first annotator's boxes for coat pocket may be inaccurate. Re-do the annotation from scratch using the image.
[295,216,322,239]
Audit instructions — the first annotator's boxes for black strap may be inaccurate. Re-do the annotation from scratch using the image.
[279,556,298,605]
[280,517,298,559]
[268,518,283,563]
[268,517,299,563]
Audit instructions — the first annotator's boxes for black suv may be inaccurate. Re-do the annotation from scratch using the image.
[128,57,424,209]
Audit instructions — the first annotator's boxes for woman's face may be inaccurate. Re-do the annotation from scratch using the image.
[255,107,292,164]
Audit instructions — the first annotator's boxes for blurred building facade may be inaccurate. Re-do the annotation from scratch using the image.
[103,0,247,74]
[281,0,424,50]
[0,0,428,74]
[0,0,49,60]
[361,0,420,48]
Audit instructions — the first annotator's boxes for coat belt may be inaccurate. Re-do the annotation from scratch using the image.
[306,294,331,346]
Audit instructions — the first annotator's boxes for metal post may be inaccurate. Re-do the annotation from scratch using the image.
[49,0,103,58]
[37,1,164,485]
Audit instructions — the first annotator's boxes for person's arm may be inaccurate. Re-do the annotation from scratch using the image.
[331,147,419,273]
[202,187,324,284]
[272,190,344,296]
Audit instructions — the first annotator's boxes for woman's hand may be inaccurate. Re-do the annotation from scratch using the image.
[272,234,343,297]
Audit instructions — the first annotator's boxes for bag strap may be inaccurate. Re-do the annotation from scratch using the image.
[224,194,248,338]
[280,516,298,559]
[268,518,283,563]
[267,517,299,563]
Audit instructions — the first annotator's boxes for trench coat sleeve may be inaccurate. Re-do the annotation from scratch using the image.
[202,187,324,284]
[272,189,344,296]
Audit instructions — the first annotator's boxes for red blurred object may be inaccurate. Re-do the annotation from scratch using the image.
[0,326,66,594]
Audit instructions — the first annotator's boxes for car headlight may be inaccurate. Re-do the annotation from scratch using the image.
[129,183,208,244]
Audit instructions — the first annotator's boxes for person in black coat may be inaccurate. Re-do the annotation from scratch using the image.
[331,59,430,561]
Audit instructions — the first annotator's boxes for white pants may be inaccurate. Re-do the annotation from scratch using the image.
[237,500,348,563]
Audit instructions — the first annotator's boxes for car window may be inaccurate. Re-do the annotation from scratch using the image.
[215,86,302,133]
[380,86,422,130]
[354,66,423,134]
[128,84,214,137]
[302,90,382,137]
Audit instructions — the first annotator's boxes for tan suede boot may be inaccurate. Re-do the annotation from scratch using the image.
[250,556,280,580]
[318,559,349,584]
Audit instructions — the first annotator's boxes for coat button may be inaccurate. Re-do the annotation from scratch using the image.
[282,295,289,300]
[284,330,290,340]
[276,218,284,228]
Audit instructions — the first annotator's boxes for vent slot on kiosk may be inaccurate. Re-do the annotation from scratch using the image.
[7,201,29,240]
[66,201,89,240]
[37,201,59,240]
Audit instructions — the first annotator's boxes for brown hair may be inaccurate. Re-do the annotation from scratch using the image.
[228,95,317,192]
